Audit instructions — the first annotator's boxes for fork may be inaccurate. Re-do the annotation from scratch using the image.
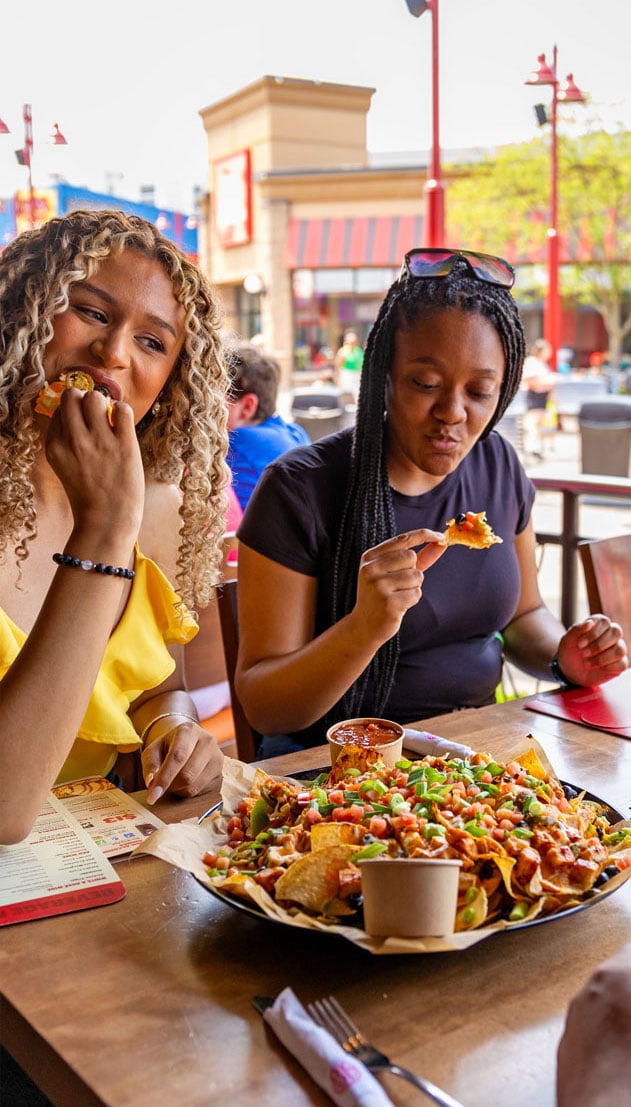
[308,995,464,1107]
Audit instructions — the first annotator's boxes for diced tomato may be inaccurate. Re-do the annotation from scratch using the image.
[237,800,248,815]
[369,816,388,838]
[328,789,345,806]
[229,828,245,843]
[303,807,324,826]
[215,856,231,871]
[391,813,417,830]
[202,850,218,867]
[332,804,364,823]
[227,815,243,833]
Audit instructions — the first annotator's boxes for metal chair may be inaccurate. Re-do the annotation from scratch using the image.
[578,533,631,646]
[291,386,346,442]
[578,398,631,477]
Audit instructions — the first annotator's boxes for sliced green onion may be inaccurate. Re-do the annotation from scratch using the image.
[352,841,388,861]
[359,778,388,796]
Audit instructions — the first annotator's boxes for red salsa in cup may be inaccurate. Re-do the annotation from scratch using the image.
[330,720,402,749]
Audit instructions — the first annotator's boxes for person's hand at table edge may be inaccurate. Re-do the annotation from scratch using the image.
[556,615,628,688]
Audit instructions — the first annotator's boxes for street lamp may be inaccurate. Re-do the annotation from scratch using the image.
[0,104,67,229]
[404,0,445,247]
[525,48,586,371]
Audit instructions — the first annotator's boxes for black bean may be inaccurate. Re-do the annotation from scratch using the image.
[593,864,620,888]
[562,783,580,800]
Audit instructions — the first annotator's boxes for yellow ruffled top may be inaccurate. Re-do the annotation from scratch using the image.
[0,547,198,783]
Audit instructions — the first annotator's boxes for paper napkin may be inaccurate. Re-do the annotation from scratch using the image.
[263,987,394,1107]
[404,728,474,758]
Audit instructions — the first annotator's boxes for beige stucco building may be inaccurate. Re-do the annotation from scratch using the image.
[199,75,435,385]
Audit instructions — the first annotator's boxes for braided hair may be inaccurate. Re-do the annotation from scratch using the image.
[329,261,525,723]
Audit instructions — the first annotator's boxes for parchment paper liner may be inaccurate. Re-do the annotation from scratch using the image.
[132,737,631,954]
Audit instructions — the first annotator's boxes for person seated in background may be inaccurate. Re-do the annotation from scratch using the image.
[226,341,310,510]
[234,248,627,756]
[557,942,631,1107]
[334,328,364,400]
[0,209,231,843]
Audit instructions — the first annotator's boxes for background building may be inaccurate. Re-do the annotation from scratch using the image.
[0,183,198,258]
[199,74,610,386]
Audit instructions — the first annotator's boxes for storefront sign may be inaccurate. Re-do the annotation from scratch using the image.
[213,149,252,248]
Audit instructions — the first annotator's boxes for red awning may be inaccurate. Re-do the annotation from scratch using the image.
[285,216,424,269]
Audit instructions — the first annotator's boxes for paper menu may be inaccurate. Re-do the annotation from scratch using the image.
[525,670,631,738]
[0,791,125,926]
[0,777,164,926]
[51,776,164,858]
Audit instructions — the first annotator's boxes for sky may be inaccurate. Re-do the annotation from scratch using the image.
[2,0,630,214]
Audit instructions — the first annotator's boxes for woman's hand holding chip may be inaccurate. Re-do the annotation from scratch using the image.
[353,530,447,645]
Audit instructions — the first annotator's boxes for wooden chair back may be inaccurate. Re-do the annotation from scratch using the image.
[216,579,263,763]
[183,533,240,693]
[578,534,631,645]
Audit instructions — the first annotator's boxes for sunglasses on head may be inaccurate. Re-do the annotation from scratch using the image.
[399,248,515,289]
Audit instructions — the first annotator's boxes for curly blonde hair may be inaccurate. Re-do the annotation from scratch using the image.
[0,209,230,611]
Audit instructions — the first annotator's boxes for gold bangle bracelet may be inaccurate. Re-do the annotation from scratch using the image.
[139,711,199,745]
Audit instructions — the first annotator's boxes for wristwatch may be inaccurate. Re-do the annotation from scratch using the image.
[549,654,579,688]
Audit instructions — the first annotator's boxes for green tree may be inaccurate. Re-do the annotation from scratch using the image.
[446,130,631,366]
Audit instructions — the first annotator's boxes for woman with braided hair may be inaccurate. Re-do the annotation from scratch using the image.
[235,249,628,755]
[0,210,231,842]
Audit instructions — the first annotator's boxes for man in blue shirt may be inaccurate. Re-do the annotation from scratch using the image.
[227,342,310,510]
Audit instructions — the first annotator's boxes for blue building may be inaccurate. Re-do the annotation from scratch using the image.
[0,183,198,258]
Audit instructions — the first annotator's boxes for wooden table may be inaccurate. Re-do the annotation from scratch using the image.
[1,699,630,1107]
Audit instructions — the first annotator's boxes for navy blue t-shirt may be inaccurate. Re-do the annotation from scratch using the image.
[238,428,535,745]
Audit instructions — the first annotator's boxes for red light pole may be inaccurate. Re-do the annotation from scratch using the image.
[0,104,67,229]
[526,48,585,371]
[404,0,446,247]
[23,103,36,229]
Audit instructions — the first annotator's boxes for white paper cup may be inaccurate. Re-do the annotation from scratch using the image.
[359,857,462,937]
[326,718,404,767]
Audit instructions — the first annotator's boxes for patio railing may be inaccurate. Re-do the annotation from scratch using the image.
[532,473,631,626]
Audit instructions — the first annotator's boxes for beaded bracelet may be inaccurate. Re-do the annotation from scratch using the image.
[53,552,135,579]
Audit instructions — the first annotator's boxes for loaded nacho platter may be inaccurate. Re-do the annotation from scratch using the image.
[135,739,631,954]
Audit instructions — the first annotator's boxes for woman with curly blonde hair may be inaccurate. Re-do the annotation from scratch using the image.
[0,209,231,842]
